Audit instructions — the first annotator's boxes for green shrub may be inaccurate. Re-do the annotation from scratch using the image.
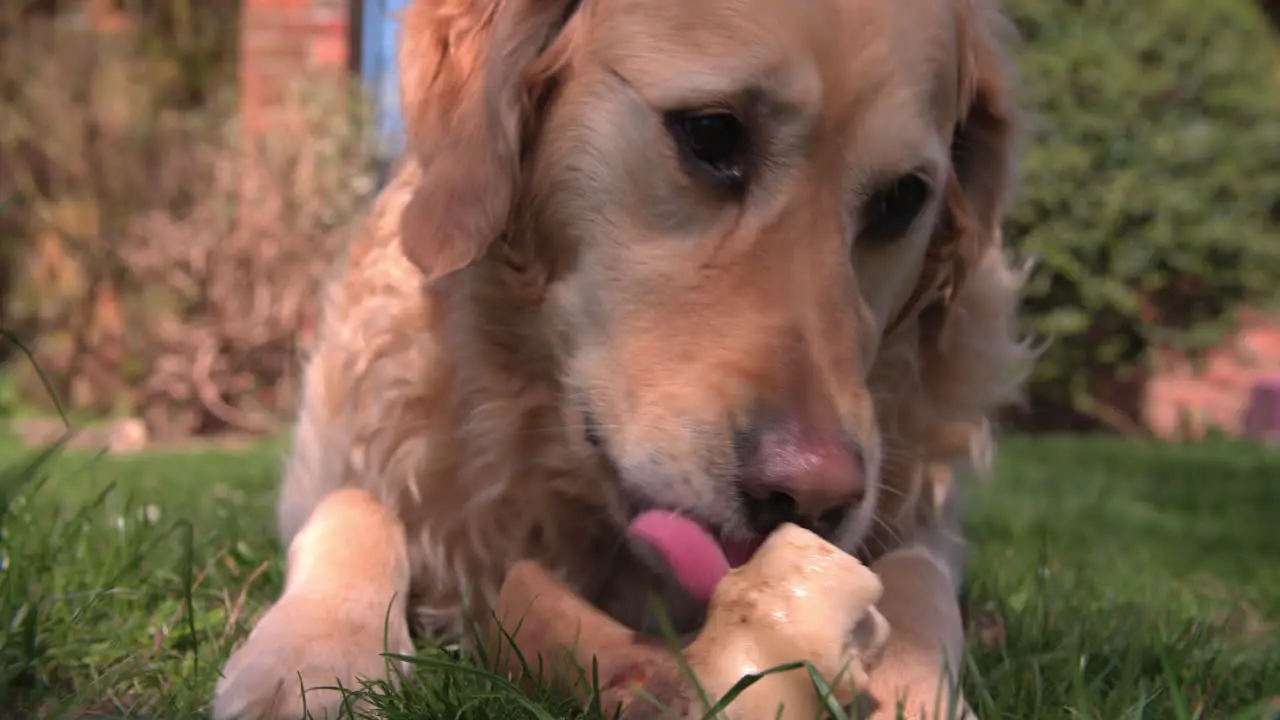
[0,13,376,437]
[1002,0,1280,431]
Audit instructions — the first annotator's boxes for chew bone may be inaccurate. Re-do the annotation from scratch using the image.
[493,523,890,719]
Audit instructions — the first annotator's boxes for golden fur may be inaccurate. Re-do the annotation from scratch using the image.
[213,0,1036,717]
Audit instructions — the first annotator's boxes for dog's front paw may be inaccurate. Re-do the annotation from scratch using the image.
[865,546,975,720]
[212,593,413,720]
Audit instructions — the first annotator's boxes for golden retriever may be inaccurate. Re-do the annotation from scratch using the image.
[212,0,1035,717]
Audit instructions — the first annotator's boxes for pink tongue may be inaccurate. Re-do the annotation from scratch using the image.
[627,510,763,603]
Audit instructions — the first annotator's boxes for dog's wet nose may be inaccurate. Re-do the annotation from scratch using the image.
[734,420,865,536]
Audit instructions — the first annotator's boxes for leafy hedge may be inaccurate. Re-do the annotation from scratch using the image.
[1002,0,1280,431]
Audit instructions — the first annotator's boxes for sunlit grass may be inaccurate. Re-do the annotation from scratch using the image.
[0,430,1276,718]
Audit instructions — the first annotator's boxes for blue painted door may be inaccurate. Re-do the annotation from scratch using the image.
[360,0,412,174]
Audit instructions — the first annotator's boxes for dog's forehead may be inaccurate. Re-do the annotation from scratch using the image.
[585,0,961,122]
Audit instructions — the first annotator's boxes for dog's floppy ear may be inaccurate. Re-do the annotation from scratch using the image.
[397,0,582,282]
[898,0,1031,466]
[916,0,1024,313]
[933,0,1020,301]
[953,1,1018,235]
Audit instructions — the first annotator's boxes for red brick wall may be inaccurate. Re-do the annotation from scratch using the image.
[1145,311,1280,440]
[239,0,351,132]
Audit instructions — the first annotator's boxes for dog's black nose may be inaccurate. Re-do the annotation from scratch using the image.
[740,488,853,538]
[733,421,865,537]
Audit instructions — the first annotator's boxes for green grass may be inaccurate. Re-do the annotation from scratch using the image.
[0,430,1277,718]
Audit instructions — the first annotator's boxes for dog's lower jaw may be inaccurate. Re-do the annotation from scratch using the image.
[586,541,710,637]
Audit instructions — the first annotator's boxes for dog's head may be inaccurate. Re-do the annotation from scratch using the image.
[398,0,1027,579]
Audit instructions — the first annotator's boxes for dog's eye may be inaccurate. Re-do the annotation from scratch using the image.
[664,110,750,193]
[860,173,932,243]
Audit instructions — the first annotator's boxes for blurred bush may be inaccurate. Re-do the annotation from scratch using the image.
[0,4,377,439]
[0,0,239,107]
[1003,0,1280,432]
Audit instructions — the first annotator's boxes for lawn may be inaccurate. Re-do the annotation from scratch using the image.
[0,430,1277,719]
